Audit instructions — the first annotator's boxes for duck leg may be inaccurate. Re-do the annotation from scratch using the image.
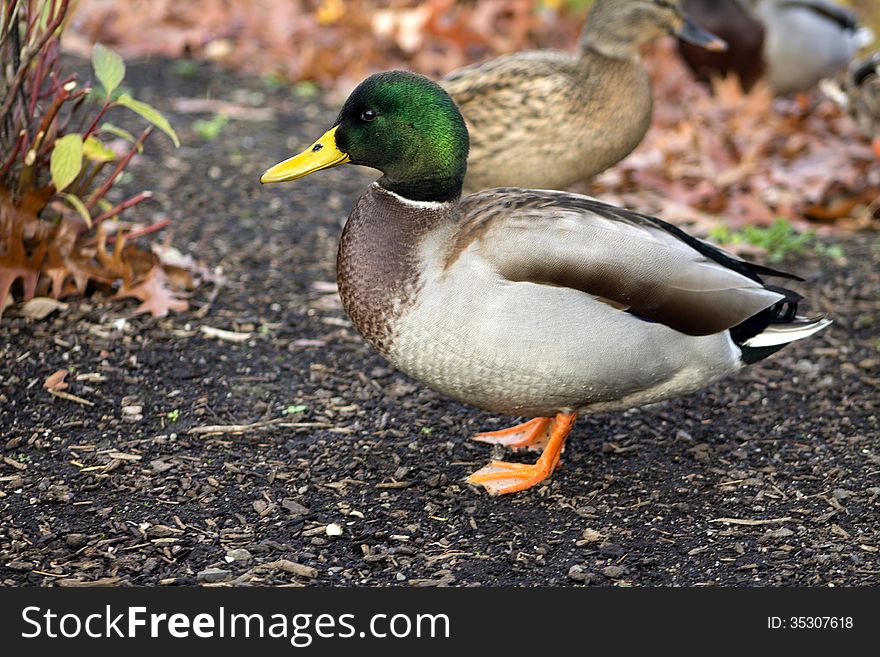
[467,412,577,495]
[472,417,552,452]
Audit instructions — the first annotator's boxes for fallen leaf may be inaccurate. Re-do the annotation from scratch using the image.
[113,266,189,317]
[19,297,68,320]
[44,369,70,391]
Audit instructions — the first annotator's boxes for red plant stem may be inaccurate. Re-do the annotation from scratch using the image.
[0,129,26,178]
[81,99,113,143]
[84,126,152,210]
[106,218,170,245]
[0,0,70,125]
[3,1,17,30]
[49,89,87,143]
[28,39,49,117]
[33,83,69,145]
[93,191,154,227]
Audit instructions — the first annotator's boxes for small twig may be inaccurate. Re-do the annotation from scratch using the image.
[48,388,94,406]
[708,517,793,526]
[104,218,170,246]
[188,420,330,436]
[93,191,154,228]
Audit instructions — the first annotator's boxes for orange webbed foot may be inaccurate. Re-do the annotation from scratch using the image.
[467,412,577,495]
[472,417,552,452]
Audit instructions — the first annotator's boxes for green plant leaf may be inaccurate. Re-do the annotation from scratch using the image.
[115,94,180,147]
[92,44,126,98]
[50,134,83,192]
[60,193,93,228]
[98,123,144,152]
[83,136,116,162]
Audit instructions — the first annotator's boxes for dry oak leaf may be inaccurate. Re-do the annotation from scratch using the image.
[113,266,188,317]
[19,297,68,320]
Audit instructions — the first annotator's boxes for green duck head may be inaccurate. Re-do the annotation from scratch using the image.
[261,71,469,203]
[582,0,727,57]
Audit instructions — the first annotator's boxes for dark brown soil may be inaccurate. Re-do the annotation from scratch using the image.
[1,59,878,587]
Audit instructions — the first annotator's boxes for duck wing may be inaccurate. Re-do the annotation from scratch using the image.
[777,0,859,30]
[454,189,795,337]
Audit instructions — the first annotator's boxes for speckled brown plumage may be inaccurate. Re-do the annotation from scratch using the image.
[336,185,451,357]
[443,51,651,192]
[440,0,711,192]
[847,53,880,140]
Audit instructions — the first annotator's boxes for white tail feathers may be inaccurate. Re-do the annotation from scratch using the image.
[854,27,876,50]
[743,315,833,348]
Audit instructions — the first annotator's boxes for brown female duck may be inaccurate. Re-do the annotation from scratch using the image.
[441,0,725,192]
[823,52,880,157]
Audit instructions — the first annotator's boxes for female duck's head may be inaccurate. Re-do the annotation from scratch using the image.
[581,0,727,58]
[261,71,469,203]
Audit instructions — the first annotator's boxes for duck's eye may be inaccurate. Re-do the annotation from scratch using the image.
[360,109,378,122]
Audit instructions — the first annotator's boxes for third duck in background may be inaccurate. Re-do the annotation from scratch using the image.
[679,0,874,94]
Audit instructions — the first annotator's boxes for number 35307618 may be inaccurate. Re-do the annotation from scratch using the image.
[768,617,854,629]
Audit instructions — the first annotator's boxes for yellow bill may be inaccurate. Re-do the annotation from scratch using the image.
[260,126,350,184]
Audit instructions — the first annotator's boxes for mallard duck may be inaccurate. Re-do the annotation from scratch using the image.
[440,0,726,192]
[679,0,874,95]
[261,71,831,495]
[822,52,880,157]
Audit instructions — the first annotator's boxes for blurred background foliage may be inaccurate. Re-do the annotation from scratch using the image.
[62,0,879,89]
[60,0,879,236]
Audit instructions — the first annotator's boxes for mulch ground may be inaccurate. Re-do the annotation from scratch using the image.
[1,59,878,587]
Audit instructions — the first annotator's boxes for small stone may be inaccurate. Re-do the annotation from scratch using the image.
[602,565,625,579]
[832,488,853,500]
[226,548,253,562]
[761,527,795,542]
[147,524,178,538]
[568,564,589,582]
[282,498,310,517]
[580,528,603,543]
[326,523,343,537]
[66,533,88,550]
[121,405,144,422]
[598,542,625,557]
[197,568,232,583]
[264,559,318,578]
